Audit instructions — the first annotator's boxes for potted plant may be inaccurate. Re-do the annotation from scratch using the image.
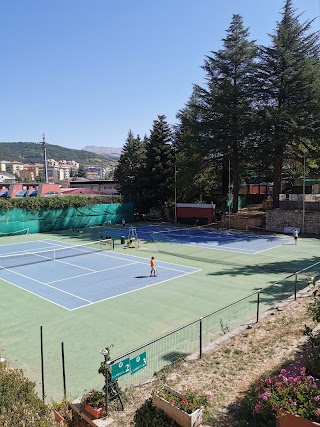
[51,399,72,425]
[153,385,209,427]
[252,367,320,426]
[81,389,105,419]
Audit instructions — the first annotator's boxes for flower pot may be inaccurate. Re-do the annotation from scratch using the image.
[53,409,69,424]
[276,409,320,427]
[84,404,104,419]
[154,387,202,427]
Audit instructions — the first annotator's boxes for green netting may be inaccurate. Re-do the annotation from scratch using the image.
[0,203,134,235]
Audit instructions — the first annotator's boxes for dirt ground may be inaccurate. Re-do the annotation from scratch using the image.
[107,287,315,426]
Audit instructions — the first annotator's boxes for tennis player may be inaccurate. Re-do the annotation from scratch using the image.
[150,256,157,277]
[293,228,299,245]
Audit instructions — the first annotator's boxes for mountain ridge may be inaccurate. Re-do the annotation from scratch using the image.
[82,146,122,159]
[0,142,111,164]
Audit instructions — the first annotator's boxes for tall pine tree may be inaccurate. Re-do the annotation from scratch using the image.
[177,15,259,212]
[144,115,175,213]
[258,0,320,208]
[114,130,146,214]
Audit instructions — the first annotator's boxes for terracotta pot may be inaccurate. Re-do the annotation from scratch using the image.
[84,404,104,419]
[276,409,320,427]
[53,409,68,424]
[154,386,202,427]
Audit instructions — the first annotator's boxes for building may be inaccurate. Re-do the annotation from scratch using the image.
[5,161,24,176]
[0,172,16,183]
[20,164,40,182]
[69,179,119,195]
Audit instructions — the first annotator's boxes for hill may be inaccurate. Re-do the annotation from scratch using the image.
[82,145,122,159]
[0,142,110,165]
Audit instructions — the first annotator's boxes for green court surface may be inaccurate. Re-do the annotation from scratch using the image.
[1,225,319,402]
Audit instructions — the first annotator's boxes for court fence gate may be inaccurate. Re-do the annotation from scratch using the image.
[107,261,320,389]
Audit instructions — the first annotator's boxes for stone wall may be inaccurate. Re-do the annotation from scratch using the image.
[266,209,320,235]
[221,213,265,230]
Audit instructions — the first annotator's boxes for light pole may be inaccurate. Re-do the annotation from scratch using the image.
[302,152,306,233]
[174,163,177,224]
[42,133,48,183]
[228,158,231,229]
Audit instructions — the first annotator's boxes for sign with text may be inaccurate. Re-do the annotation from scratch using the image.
[111,358,130,380]
[130,352,147,375]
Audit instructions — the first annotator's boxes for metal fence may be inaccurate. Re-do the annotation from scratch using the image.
[109,260,320,388]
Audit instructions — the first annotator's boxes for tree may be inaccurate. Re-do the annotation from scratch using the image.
[177,15,259,212]
[114,130,146,215]
[144,115,175,214]
[258,0,320,208]
[77,165,87,178]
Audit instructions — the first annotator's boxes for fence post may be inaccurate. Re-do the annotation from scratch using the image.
[256,292,260,323]
[295,273,298,300]
[199,317,203,359]
[61,342,66,400]
[40,326,45,403]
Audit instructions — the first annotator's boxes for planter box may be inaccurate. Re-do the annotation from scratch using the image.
[154,386,202,427]
[53,409,69,425]
[276,409,320,427]
[84,404,104,419]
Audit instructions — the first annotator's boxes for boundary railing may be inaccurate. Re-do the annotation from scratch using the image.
[109,260,320,388]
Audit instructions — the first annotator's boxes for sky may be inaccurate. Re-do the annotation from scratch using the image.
[0,0,319,151]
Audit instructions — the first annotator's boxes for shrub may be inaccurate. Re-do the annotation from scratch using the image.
[133,398,179,427]
[244,368,320,424]
[0,362,55,426]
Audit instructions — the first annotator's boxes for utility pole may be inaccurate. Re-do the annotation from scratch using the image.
[42,133,48,183]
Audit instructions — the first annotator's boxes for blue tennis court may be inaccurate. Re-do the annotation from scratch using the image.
[102,225,291,254]
[0,239,199,310]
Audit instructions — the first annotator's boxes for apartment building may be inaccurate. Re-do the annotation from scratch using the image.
[5,161,24,176]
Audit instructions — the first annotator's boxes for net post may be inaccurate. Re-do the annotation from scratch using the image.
[199,317,203,359]
[295,272,298,300]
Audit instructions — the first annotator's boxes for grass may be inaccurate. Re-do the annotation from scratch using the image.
[108,287,315,426]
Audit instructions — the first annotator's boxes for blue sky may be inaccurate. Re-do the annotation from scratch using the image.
[0,0,319,150]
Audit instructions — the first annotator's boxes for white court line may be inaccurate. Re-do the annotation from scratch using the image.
[251,241,291,254]
[46,261,137,284]
[43,239,200,271]
[1,278,75,311]
[71,269,198,311]
[0,266,92,303]
[55,259,96,272]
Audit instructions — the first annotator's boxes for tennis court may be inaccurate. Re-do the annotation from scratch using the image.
[102,224,291,254]
[1,225,319,402]
[0,239,199,310]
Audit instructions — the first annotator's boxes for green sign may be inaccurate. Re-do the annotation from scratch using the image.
[130,352,147,375]
[111,358,130,380]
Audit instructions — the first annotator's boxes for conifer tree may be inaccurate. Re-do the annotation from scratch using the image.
[114,130,146,214]
[258,0,320,208]
[144,115,175,213]
[177,14,259,212]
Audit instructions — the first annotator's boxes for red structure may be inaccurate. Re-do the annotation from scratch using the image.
[176,203,215,225]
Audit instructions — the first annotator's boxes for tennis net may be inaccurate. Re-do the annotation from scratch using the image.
[0,241,105,269]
